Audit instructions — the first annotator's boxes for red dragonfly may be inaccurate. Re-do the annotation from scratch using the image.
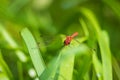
[64,32,78,46]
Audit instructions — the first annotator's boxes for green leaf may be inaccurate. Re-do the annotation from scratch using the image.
[112,56,120,80]
[17,61,23,80]
[0,50,13,80]
[0,24,28,62]
[80,8,112,80]
[57,51,75,80]
[102,0,120,20]
[40,35,92,80]
[92,50,102,80]
[39,54,61,80]
[21,28,45,77]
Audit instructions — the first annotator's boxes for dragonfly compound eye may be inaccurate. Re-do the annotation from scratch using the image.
[63,32,78,46]
[64,40,71,45]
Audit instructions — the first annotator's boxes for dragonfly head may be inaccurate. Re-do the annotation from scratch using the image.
[64,36,72,46]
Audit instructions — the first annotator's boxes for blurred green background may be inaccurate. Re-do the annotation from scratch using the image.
[0,0,120,80]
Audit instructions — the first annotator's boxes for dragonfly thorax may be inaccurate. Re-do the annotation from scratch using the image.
[64,36,72,45]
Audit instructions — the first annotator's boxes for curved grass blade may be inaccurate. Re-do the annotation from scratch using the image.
[102,0,120,20]
[112,56,120,80]
[57,35,92,80]
[57,51,75,80]
[80,17,102,80]
[0,24,28,62]
[79,18,89,39]
[80,8,112,80]
[21,28,45,77]
[8,0,29,14]
[92,50,102,80]
[102,31,120,80]
[80,16,102,80]
[17,61,23,80]
[40,36,92,80]
[79,18,97,49]
[76,53,92,80]
[56,38,79,80]
[39,54,61,80]
[58,35,92,80]
[0,50,13,80]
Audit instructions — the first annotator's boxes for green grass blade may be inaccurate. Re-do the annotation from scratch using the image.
[39,54,61,80]
[0,50,13,79]
[92,51,102,80]
[57,35,92,80]
[8,0,29,14]
[75,47,92,80]
[57,51,75,80]
[21,28,45,77]
[79,18,96,49]
[17,61,23,80]
[112,56,120,80]
[80,13,102,80]
[103,0,120,20]
[80,8,112,80]
[0,24,28,62]
[79,18,89,39]
[40,36,92,80]
[100,31,112,80]
[92,70,97,80]
[84,72,90,80]
[58,36,92,80]
[57,42,77,80]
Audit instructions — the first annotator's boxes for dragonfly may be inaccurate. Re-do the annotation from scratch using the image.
[64,32,78,46]
[34,32,79,49]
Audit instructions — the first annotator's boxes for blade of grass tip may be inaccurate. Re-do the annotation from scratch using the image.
[80,17,102,80]
[21,28,45,77]
[74,19,88,43]
[79,18,97,49]
[79,18,89,39]
[80,14,101,80]
[101,31,112,79]
[80,8,112,80]
[0,50,13,79]
[80,16,102,80]
[0,24,28,62]
[102,31,120,80]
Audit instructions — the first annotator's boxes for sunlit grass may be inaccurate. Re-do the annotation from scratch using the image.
[0,0,120,80]
[21,28,45,77]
